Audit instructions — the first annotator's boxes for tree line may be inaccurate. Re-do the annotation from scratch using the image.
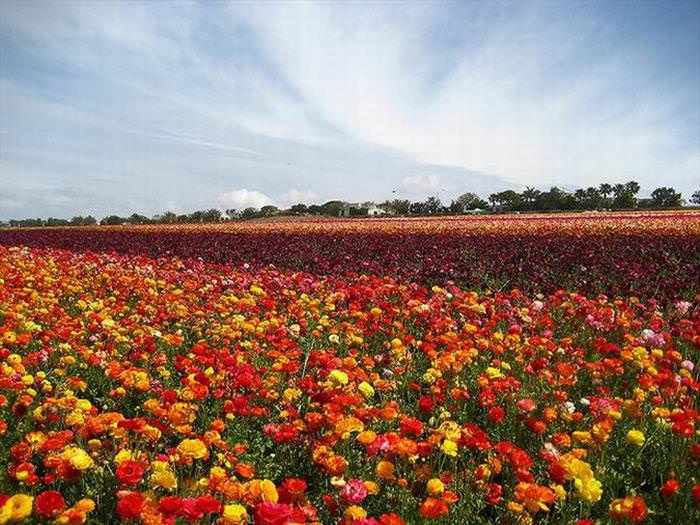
[2,183,698,227]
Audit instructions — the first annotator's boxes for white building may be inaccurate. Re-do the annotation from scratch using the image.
[340,202,394,217]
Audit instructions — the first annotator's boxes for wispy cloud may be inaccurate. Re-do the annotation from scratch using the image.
[126,130,264,158]
[0,0,697,219]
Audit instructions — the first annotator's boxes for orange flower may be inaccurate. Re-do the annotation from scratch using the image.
[609,495,648,523]
[419,497,449,519]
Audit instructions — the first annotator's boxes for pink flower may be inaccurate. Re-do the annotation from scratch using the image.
[516,398,537,413]
[340,478,368,504]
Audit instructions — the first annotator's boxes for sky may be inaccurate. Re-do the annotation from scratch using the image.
[1,0,699,219]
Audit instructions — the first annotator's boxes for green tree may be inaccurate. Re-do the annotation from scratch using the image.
[536,187,569,211]
[241,207,260,219]
[158,211,178,223]
[101,215,126,225]
[260,205,279,217]
[599,183,613,207]
[691,190,700,205]
[320,200,345,216]
[201,209,223,222]
[612,181,640,209]
[650,187,682,208]
[454,192,487,211]
[388,199,411,214]
[127,213,150,225]
[423,196,444,214]
[46,217,69,226]
[522,187,540,210]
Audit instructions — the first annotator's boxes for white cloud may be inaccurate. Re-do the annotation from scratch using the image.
[217,189,274,210]
[399,175,442,195]
[240,2,699,191]
[278,189,318,206]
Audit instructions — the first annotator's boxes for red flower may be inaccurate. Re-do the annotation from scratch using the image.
[278,478,308,503]
[379,513,406,525]
[116,460,145,485]
[483,483,503,505]
[116,492,145,520]
[254,502,294,525]
[158,496,183,516]
[195,495,222,514]
[34,490,65,518]
[691,484,700,503]
[660,479,681,498]
[487,406,505,424]
[418,395,434,414]
[181,498,204,522]
[419,497,449,519]
[548,462,567,484]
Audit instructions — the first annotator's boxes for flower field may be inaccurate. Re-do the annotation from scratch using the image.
[0,213,698,524]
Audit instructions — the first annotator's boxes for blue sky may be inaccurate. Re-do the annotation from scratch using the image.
[1,0,698,219]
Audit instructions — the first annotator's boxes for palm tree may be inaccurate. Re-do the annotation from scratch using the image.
[522,187,539,209]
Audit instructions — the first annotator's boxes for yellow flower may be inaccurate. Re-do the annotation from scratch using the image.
[486,366,503,379]
[344,505,367,521]
[375,460,395,479]
[574,476,603,503]
[563,457,594,480]
[64,410,84,426]
[328,370,349,387]
[75,499,95,513]
[441,439,458,457]
[177,438,209,460]
[364,481,380,495]
[210,466,227,479]
[553,484,566,501]
[426,478,445,496]
[336,416,364,436]
[64,447,94,471]
[626,430,645,446]
[260,479,279,502]
[358,381,375,398]
[114,449,133,464]
[151,469,178,490]
[4,494,33,523]
[221,504,247,524]
[0,503,11,525]
[283,388,301,403]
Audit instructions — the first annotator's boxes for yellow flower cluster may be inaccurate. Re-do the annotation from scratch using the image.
[559,453,603,503]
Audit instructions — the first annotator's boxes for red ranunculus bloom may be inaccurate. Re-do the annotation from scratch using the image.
[660,479,681,498]
[116,460,146,485]
[34,490,65,518]
[158,496,183,516]
[419,497,449,518]
[254,502,294,525]
[117,492,145,520]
